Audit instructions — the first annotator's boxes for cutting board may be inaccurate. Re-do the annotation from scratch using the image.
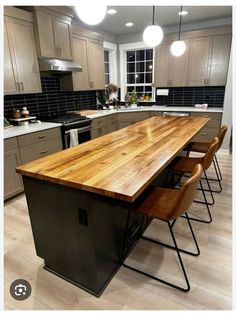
[80,110,98,116]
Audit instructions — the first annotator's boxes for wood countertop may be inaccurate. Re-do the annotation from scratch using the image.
[16,116,209,202]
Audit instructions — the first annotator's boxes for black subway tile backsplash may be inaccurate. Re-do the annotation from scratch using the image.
[4,76,225,117]
[4,76,97,118]
[156,86,225,107]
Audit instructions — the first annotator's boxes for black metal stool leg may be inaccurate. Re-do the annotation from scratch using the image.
[203,171,215,205]
[215,154,223,181]
[200,158,222,193]
[123,220,190,292]
[187,179,212,224]
[142,214,200,256]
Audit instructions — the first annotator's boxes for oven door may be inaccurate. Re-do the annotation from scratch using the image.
[64,125,91,149]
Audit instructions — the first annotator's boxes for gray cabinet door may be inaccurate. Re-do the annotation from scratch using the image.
[4,149,23,200]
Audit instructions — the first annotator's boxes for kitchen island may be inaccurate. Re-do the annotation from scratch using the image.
[16,116,209,297]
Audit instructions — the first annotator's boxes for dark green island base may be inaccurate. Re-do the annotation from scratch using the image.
[22,169,176,297]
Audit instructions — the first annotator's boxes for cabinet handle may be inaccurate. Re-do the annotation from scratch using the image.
[38,135,45,139]
[40,150,48,154]
[16,82,20,91]
[55,47,60,57]
[201,115,209,118]
[199,132,207,136]
[59,47,61,57]
[169,80,172,86]
[20,82,24,91]
[207,78,210,85]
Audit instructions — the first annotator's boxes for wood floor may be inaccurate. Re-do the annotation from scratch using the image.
[4,150,232,310]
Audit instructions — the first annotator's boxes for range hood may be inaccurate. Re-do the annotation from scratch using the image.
[38,58,82,73]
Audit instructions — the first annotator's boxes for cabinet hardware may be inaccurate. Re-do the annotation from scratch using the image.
[40,150,48,154]
[20,82,24,91]
[59,47,62,57]
[56,47,60,57]
[200,132,207,136]
[16,82,20,91]
[202,115,209,118]
[38,135,45,139]
[204,78,206,85]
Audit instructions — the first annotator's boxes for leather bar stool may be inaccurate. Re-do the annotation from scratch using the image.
[186,125,228,193]
[122,164,202,292]
[171,137,219,223]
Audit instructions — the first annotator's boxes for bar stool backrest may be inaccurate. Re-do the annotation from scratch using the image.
[170,163,203,220]
[202,137,219,171]
[217,125,228,151]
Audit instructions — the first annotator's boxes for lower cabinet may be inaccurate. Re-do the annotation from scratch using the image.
[117,112,150,129]
[190,112,222,142]
[4,127,63,200]
[18,128,63,164]
[91,117,108,139]
[4,138,24,200]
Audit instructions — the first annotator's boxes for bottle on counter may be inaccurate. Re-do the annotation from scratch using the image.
[11,108,21,119]
[21,107,29,118]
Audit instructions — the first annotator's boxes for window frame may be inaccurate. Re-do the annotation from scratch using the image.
[119,42,155,101]
[103,41,118,86]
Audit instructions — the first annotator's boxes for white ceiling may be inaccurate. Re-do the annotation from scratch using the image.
[73,6,232,35]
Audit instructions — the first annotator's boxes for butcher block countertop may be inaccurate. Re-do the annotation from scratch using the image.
[16,116,209,202]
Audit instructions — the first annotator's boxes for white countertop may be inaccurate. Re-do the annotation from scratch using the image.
[4,122,62,139]
[82,106,223,119]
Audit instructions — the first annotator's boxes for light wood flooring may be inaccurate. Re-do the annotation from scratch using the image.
[4,150,232,310]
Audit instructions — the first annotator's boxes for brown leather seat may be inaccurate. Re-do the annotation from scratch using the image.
[169,137,219,224]
[122,164,202,292]
[173,137,219,173]
[136,164,203,221]
[186,126,227,194]
[188,125,228,153]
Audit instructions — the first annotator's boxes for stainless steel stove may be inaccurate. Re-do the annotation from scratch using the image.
[41,113,92,149]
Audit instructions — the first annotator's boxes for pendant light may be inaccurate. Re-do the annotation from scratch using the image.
[143,6,163,48]
[75,2,107,26]
[170,6,186,57]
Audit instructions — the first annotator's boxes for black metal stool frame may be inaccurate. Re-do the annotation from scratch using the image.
[121,211,201,292]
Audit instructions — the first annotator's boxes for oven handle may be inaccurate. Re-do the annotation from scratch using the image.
[64,125,91,134]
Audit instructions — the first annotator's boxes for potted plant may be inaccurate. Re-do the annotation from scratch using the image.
[129,90,139,108]
[96,90,106,109]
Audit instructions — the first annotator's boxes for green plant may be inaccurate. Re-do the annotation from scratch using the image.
[96,90,106,105]
[130,90,138,104]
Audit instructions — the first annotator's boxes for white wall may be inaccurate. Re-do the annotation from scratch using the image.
[221,47,232,150]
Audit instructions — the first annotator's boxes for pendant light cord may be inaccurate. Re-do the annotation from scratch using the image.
[152,6,155,25]
[178,6,183,40]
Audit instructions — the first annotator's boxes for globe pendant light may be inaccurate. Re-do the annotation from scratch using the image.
[143,6,163,48]
[170,6,186,57]
[75,2,107,26]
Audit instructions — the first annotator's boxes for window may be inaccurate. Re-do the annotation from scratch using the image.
[104,50,110,85]
[126,48,153,100]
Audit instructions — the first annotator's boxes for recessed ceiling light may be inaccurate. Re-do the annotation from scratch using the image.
[125,22,134,27]
[107,8,117,14]
[178,10,188,16]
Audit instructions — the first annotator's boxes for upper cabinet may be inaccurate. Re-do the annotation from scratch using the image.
[71,34,90,90]
[154,27,231,88]
[4,8,42,95]
[207,34,231,86]
[154,39,189,87]
[69,24,105,91]
[34,8,73,60]
[187,37,210,86]
[87,39,105,89]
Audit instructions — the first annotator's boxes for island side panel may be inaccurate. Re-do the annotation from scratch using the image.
[22,176,146,296]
